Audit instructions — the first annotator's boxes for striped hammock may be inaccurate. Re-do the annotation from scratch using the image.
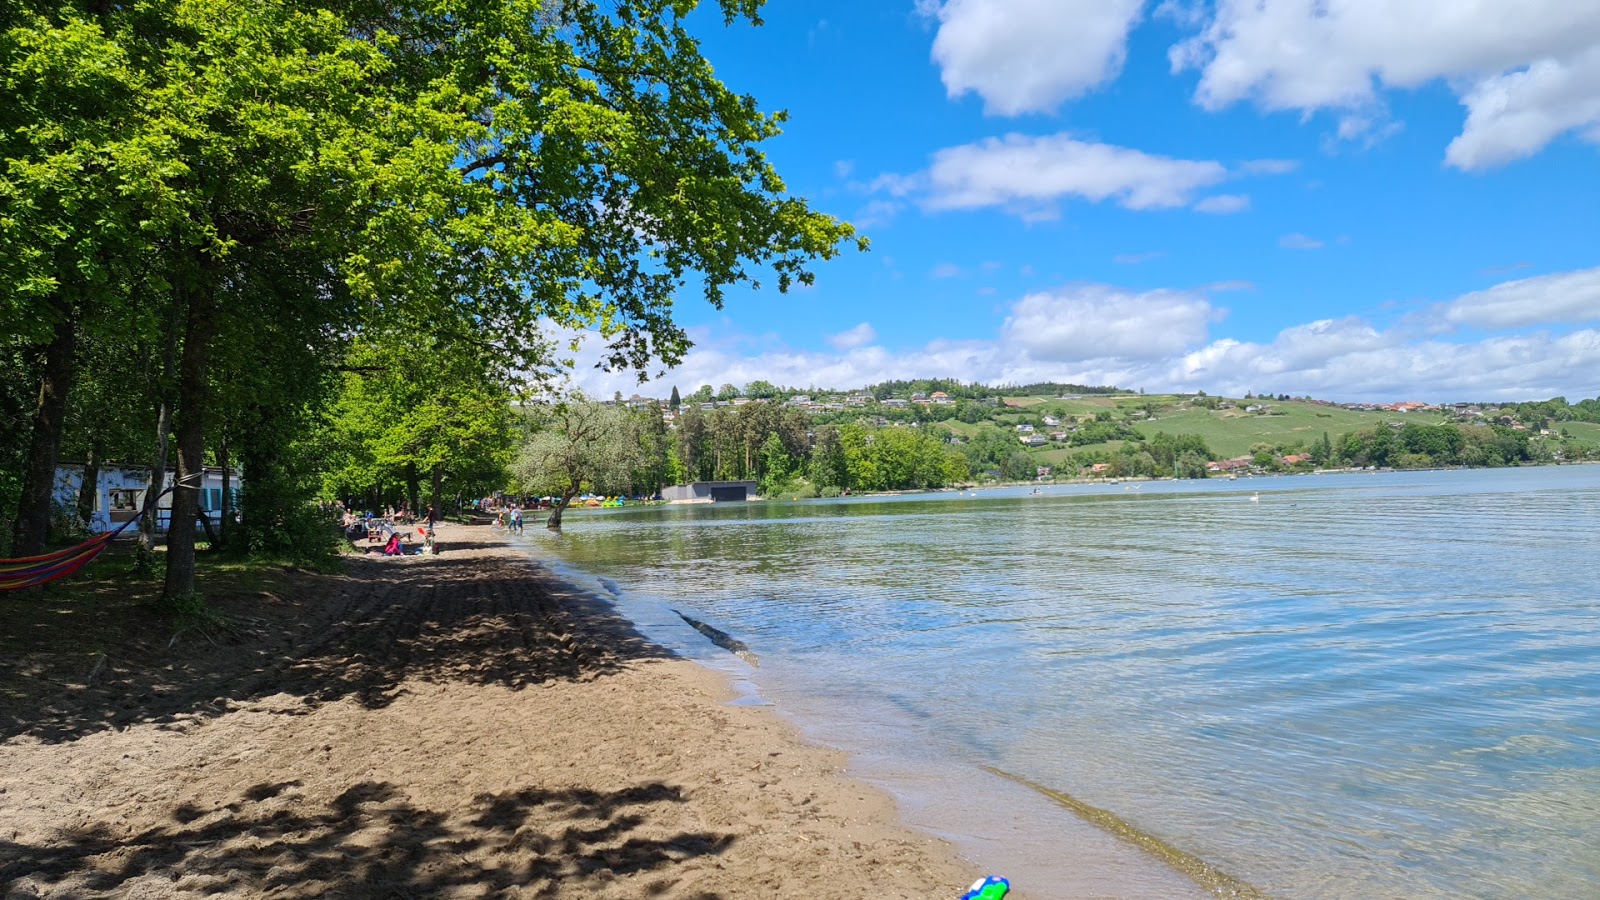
[0,516,144,591]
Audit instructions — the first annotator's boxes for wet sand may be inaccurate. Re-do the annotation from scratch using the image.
[0,525,977,898]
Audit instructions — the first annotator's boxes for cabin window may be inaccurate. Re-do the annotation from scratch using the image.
[108,489,142,510]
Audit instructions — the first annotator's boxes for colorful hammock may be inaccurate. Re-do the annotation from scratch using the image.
[0,516,144,591]
[0,477,191,591]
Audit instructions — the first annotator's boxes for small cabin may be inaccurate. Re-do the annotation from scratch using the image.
[660,481,759,503]
[52,463,240,535]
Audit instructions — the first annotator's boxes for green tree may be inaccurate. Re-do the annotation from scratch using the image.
[1312,431,1334,465]
[808,425,849,490]
[757,432,793,495]
[4,0,860,601]
[1148,432,1212,472]
[512,400,647,529]
[324,332,515,522]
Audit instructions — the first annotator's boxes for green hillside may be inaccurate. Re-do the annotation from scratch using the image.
[984,394,1451,460]
[932,392,1597,479]
[1560,421,1600,449]
[1128,400,1450,458]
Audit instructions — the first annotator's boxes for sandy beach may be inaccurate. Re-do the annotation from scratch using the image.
[0,524,978,899]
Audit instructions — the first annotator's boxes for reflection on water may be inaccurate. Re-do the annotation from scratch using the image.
[529,467,1600,899]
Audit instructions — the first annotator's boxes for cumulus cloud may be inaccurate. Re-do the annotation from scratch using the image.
[558,293,1600,403]
[1169,327,1600,401]
[1000,285,1217,361]
[1441,266,1600,329]
[828,323,879,351]
[1170,0,1600,167]
[1194,193,1251,214]
[923,0,1145,115]
[910,133,1228,218]
[1447,47,1600,169]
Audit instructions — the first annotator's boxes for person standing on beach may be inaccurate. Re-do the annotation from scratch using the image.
[510,506,523,534]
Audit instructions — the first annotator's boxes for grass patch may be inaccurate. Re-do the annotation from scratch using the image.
[1559,421,1600,449]
[1130,401,1453,458]
[1,544,307,661]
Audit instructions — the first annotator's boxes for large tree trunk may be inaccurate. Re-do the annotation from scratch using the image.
[162,282,218,602]
[405,462,420,517]
[428,464,443,523]
[137,397,172,558]
[139,302,182,561]
[11,299,78,555]
[547,479,581,530]
[196,508,218,546]
[76,440,102,529]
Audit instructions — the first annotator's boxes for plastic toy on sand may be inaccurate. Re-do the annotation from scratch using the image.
[959,875,1010,899]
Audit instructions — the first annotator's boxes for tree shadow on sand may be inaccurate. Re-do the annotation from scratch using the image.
[2,779,732,899]
[1,552,672,744]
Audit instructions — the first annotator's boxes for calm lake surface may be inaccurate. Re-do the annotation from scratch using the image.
[523,467,1600,899]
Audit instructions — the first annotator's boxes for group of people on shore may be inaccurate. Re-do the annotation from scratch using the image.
[338,503,439,556]
[490,505,525,534]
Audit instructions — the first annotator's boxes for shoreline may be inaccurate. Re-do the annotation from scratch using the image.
[0,527,978,898]
[529,535,1224,900]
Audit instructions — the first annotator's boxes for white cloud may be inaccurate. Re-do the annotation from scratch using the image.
[915,133,1228,218]
[1169,327,1600,401]
[1194,193,1251,214]
[557,297,1600,403]
[1442,266,1600,329]
[1000,285,1217,361]
[867,172,919,197]
[828,322,878,350]
[1279,232,1324,250]
[931,262,964,279]
[1154,0,1206,30]
[1447,47,1600,170]
[924,0,1145,115]
[1171,0,1600,166]
[853,199,903,229]
[834,159,855,179]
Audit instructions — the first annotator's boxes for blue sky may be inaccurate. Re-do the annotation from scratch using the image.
[576,0,1600,402]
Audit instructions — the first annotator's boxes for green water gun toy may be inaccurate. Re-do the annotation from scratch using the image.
[959,875,1010,899]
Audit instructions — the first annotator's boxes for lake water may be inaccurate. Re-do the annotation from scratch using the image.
[520,467,1600,899]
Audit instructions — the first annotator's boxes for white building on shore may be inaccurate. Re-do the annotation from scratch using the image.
[51,463,240,535]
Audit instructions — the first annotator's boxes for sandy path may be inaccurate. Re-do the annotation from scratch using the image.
[0,529,976,898]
